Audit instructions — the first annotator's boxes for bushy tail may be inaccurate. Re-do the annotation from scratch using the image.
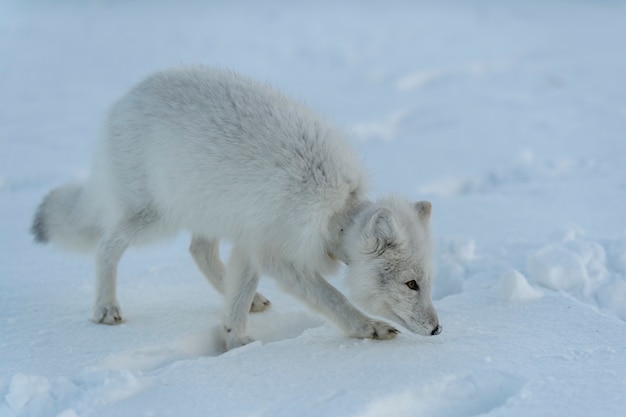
[31,184,103,252]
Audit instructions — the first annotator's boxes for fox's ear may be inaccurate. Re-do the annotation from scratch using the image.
[415,201,432,222]
[364,208,399,256]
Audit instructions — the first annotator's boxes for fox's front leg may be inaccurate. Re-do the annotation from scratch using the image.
[280,270,399,340]
[221,246,259,350]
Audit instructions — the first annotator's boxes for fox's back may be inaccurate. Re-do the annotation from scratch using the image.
[98,67,367,269]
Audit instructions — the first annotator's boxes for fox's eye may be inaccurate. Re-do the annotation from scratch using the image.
[405,280,419,291]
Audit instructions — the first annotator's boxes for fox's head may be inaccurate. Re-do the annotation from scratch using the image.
[345,197,441,337]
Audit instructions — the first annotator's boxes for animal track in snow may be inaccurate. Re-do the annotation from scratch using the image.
[418,371,525,417]
[99,311,324,372]
[357,370,525,417]
[418,150,590,197]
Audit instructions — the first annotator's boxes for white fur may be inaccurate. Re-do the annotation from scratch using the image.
[32,67,440,350]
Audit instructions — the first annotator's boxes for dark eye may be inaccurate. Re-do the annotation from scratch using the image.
[405,280,419,291]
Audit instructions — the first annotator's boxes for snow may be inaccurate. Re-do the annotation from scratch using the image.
[1,1,626,416]
[528,230,626,320]
[497,270,542,302]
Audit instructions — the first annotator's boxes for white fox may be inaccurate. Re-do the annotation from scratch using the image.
[32,67,441,350]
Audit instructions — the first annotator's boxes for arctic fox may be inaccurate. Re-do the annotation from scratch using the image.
[32,67,441,350]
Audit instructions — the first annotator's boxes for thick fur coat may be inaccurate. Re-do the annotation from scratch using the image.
[33,67,440,350]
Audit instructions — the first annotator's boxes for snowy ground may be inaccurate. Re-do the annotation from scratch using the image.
[2,1,626,416]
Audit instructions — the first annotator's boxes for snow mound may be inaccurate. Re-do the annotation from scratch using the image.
[395,59,510,93]
[395,68,447,92]
[4,369,152,417]
[527,229,626,320]
[606,235,626,275]
[351,108,411,142]
[433,238,478,300]
[5,373,80,417]
[497,270,542,301]
[5,374,52,413]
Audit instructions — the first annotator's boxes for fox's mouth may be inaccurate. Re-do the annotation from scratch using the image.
[391,312,433,336]
[392,312,418,334]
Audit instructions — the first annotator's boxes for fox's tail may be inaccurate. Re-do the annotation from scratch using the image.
[31,184,103,252]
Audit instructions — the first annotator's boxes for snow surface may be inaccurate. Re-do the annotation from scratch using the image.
[2,1,626,416]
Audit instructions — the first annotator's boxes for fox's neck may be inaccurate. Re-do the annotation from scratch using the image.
[328,198,372,265]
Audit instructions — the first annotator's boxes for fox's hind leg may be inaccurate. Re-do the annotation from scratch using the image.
[189,235,270,312]
[93,208,161,324]
[93,231,129,324]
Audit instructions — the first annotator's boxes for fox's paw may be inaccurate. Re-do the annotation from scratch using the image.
[250,292,271,313]
[93,303,124,325]
[354,320,399,341]
[222,327,254,351]
[370,321,400,340]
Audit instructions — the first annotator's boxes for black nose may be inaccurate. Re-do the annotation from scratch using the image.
[431,325,442,336]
